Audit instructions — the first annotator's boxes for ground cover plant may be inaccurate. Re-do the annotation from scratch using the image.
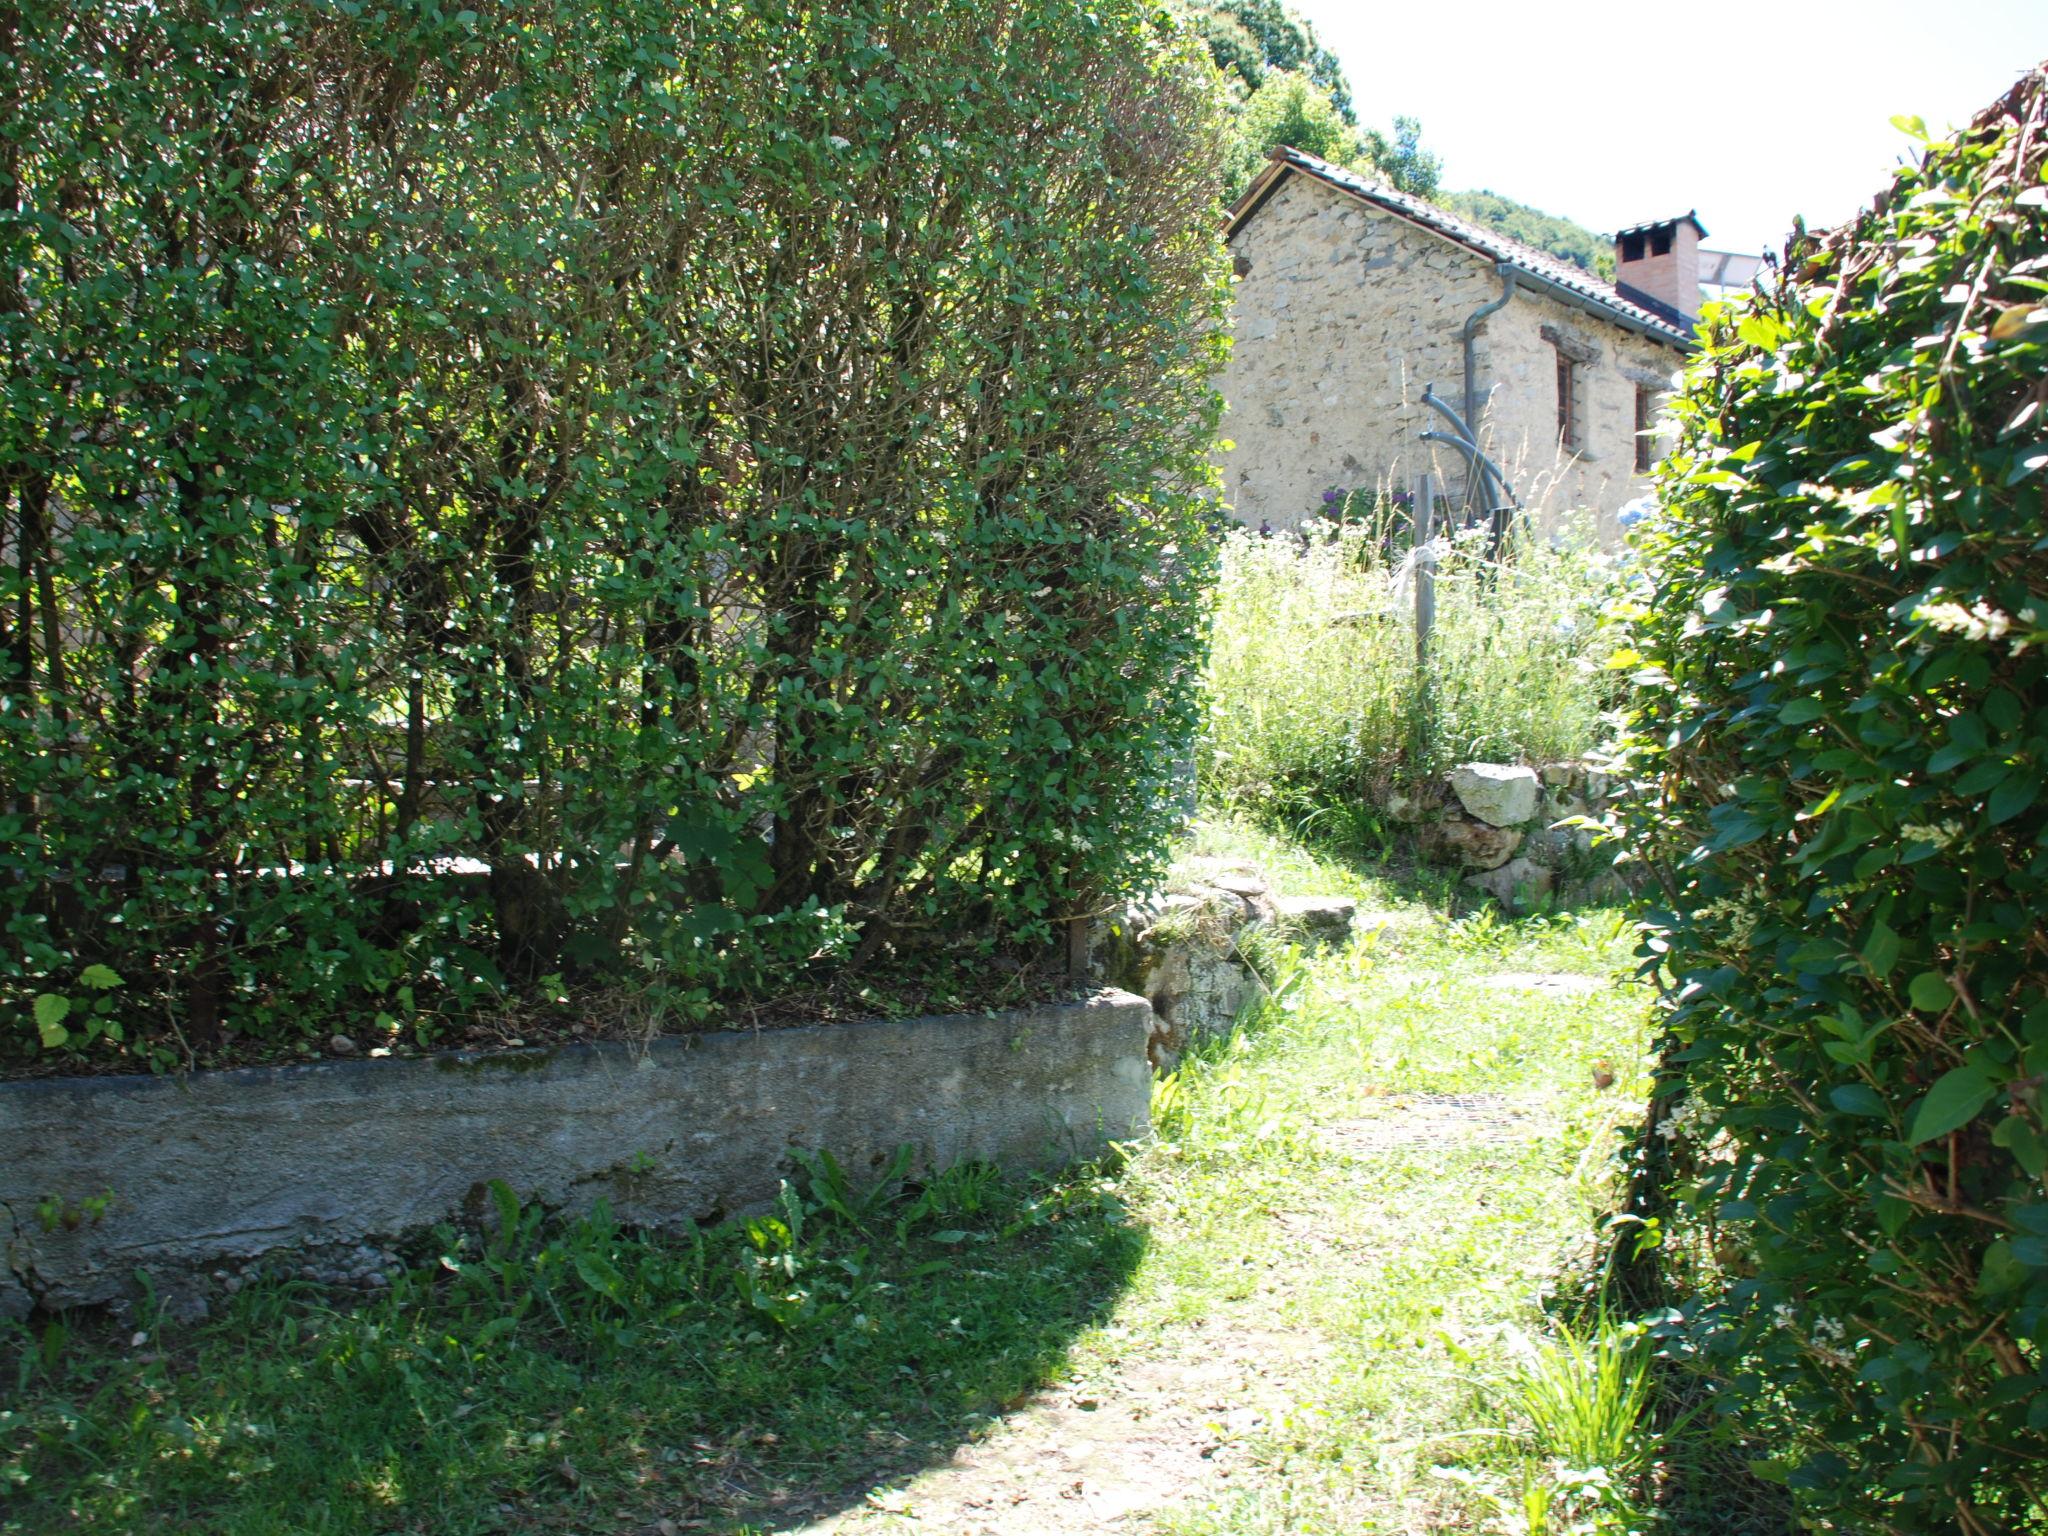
[0,0,1230,1072]
[1,1159,1145,1534]
[1612,63,2048,1531]
[1200,519,1619,844]
[2,822,1666,1534]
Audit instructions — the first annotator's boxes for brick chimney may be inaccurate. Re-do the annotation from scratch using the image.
[1613,213,1705,324]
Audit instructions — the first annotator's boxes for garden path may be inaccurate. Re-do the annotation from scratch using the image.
[780,866,1648,1536]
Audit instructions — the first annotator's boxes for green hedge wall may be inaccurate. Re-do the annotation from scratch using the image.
[1614,67,2048,1528]
[0,0,1231,1067]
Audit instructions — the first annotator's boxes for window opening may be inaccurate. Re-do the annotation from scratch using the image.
[1556,350,1583,453]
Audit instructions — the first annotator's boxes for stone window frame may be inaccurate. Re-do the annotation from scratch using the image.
[1624,364,1671,476]
[1543,325,1598,457]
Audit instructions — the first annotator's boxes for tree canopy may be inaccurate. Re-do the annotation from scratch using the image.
[1441,189,1614,277]
[1186,0,1440,198]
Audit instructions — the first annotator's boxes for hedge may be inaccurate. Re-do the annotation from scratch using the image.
[0,0,1231,1067]
[1613,65,2048,1529]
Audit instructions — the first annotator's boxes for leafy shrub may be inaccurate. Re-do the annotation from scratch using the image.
[0,0,1230,1066]
[1200,521,1618,838]
[1612,69,2048,1529]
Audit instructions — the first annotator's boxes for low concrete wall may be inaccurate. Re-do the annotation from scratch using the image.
[0,990,1152,1316]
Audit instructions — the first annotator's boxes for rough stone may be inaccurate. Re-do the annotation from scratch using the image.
[0,1202,30,1323]
[1216,173,1682,540]
[0,994,1151,1313]
[1538,761,1579,788]
[1447,763,1542,828]
[1276,894,1359,948]
[327,1033,358,1056]
[1520,821,1595,869]
[1091,890,1265,1069]
[1431,818,1522,870]
[1464,857,1555,912]
[1563,867,1635,907]
[1175,862,1279,928]
[1543,791,1591,825]
[1384,789,1429,824]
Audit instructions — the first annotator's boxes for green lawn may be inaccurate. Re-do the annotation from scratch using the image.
[3,822,1681,1535]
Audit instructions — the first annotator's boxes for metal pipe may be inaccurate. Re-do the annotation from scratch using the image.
[1420,384,1474,444]
[1418,430,1521,515]
[1421,385,1512,516]
[1459,265,1517,446]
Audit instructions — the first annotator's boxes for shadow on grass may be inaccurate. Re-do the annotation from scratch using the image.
[0,1157,1145,1536]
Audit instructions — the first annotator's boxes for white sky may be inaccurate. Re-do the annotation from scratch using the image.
[1290,0,2047,259]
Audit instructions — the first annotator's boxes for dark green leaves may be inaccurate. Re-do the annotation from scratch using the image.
[1907,971,1955,1013]
[1906,1066,1998,1144]
[1613,59,2048,1528]
[1,0,1231,1066]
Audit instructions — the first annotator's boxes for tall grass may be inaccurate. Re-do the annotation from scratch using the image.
[1199,516,1621,834]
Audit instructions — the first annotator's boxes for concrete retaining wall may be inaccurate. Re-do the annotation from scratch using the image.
[0,990,1153,1317]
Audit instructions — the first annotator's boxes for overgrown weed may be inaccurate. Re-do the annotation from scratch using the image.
[1200,520,1621,846]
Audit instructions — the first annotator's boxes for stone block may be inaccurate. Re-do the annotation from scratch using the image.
[0,995,1152,1313]
[1447,763,1542,827]
[1562,868,1635,907]
[1276,894,1359,947]
[1430,818,1522,870]
[1464,857,1555,912]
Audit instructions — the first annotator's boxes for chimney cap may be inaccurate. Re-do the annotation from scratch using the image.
[1615,211,1708,242]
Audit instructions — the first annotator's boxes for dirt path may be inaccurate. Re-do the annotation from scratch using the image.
[785,1319,1320,1535]
[780,969,1594,1535]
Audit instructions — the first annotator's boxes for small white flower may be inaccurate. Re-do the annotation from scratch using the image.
[1914,599,2012,643]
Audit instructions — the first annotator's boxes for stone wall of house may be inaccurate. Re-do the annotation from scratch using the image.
[1474,286,1682,543]
[1219,173,1684,539]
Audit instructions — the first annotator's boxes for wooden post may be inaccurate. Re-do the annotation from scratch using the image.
[1414,472,1436,667]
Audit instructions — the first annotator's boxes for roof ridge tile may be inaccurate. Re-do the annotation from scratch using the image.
[1237,148,1694,350]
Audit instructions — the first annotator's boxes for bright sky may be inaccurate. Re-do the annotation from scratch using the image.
[1291,0,2047,260]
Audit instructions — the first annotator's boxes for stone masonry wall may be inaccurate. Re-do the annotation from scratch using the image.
[1478,286,1683,543]
[0,994,1152,1319]
[1219,173,1685,539]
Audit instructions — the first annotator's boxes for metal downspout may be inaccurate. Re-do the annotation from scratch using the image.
[1459,263,1517,481]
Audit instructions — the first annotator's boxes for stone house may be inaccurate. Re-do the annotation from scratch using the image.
[1218,147,1704,538]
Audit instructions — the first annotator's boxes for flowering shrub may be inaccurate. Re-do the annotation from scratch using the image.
[1613,67,2048,1528]
[0,0,1230,1066]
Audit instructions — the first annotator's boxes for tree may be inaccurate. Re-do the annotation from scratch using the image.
[1189,0,1353,121]
[1612,66,2048,1529]
[2,0,1235,1067]
[1359,114,1441,201]
[1441,190,1613,277]
[1184,0,1441,200]
[1227,69,1355,187]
